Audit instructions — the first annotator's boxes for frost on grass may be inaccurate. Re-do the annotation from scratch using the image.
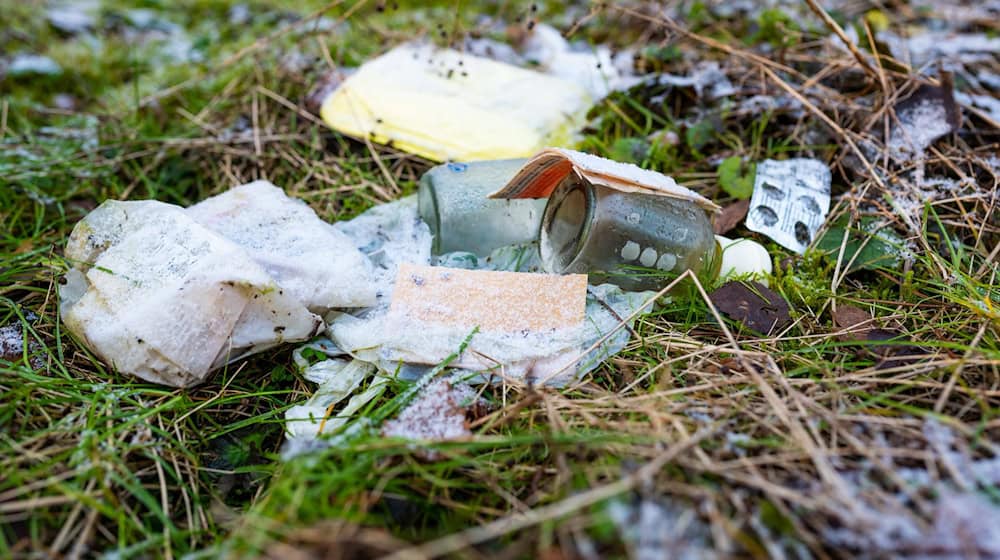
[825,492,1000,558]
[821,419,1000,557]
[382,378,477,444]
[6,54,62,76]
[608,498,714,560]
[0,324,41,368]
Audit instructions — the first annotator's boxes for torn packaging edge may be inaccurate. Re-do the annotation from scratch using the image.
[489,148,721,213]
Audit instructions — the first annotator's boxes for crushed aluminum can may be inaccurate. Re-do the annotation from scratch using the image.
[745,158,831,254]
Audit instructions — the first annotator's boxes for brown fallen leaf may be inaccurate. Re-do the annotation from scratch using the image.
[832,304,873,341]
[709,281,792,335]
[713,199,750,235]
[263,520,408,560]
[828,306,932,368]
[887,77,961,161]
[895,78,961,134]
[305,69,350,115]
[866,329,932,370]
[382,378,479,458]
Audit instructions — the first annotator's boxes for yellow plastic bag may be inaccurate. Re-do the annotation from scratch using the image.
[320,43,592,162]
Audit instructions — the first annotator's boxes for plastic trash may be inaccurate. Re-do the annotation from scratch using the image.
[319,43,592,162]
[745,158,832,254]
[320,196,657,389]
[715,235,773,285]
[187,181,378,311]
[419,159,546,256]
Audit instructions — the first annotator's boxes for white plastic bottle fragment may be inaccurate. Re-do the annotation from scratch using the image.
[715,235,773,285]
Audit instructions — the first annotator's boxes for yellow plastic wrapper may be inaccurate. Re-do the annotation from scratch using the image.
[320,43,592,162]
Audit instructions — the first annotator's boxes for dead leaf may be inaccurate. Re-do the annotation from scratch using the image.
[709,281,791,335]
[382,378,478,457]
[887,78,961,161]
[866,329,932,370]
[897,77,961,133]
[713,199,750,235]
[832,304,873,341]
[263,521,407,560]
[305,69,350,115]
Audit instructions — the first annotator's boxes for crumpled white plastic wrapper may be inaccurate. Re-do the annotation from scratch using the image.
[283,198,657,454]
[331,196,432,303]
[61,199,323,386]
[284,353,381,439]
[326,197,656,387]
[521,23,641,100]
[61,181,375,387]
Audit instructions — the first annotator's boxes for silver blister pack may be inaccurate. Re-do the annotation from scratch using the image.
[745,158,831,254]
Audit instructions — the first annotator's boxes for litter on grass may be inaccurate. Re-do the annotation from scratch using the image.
[389,264,587,333]
[187,181,377,312]
[418,159,546,256]
[745,158,832,254]
[322,192,658,388]
[60,181,377,387]
[517,23,641,100]
[318,24,647,163]
[60,148,776,454]
[490,147,720,212]
[319,43,592,162]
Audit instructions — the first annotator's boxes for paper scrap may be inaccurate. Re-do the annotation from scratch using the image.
[61,181,377,387]
[388,263,587,333]
[187,180,377,311]
[61,200,323,387]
